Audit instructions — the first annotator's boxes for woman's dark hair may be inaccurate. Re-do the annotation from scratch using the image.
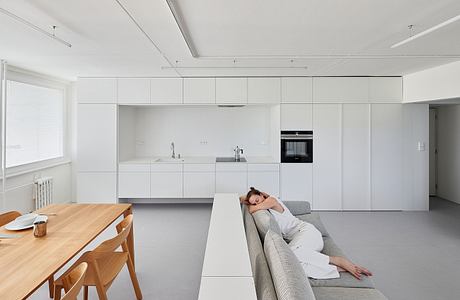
[246,187,262,202]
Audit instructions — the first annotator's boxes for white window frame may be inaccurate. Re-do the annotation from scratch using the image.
[5,68,70,176]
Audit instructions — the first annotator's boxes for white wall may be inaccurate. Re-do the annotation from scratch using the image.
[119,105,276,159]
[403,61,460,103]
[437,105,460,204]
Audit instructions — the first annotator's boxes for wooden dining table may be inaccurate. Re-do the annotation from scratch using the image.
[0,203,135,300]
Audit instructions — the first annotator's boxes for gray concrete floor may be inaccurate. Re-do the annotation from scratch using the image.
[30,197,460,300]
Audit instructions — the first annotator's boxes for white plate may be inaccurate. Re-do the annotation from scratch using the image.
[4,215,48,231]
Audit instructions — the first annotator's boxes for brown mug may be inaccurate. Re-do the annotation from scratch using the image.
[33,221,47,238]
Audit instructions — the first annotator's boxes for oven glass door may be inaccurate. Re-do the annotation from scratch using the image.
[281,139,312,162]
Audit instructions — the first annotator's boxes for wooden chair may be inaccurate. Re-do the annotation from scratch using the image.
[59,262,88,300]
[0,211,21,226]
[54,215,142,300]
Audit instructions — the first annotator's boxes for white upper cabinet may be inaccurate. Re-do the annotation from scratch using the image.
[369,77,402,103]
[77,104,117,172]
[77,78,117,103]
[118,78,150,104]
[313,77,368,103]
[312,104,342,210]
[248,77,281,104]
[216,78,248,104]
[281,77,313,103]
[280,104,312,130]
[184,78,216,104]
[151,78,183,104]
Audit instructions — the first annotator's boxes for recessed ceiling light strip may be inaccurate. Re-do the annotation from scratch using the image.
[161,66,308,69]
[114,0,181,76]
[196,54,460,60]
[166,0,198,58]
[0,7,72,47]
[391,14,460,48]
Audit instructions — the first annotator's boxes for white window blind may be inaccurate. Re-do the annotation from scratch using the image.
[6,80,64,168]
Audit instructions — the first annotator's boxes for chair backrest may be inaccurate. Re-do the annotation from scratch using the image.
[61,262,88,300]
[0,211,21,227]
[91,214,133,258]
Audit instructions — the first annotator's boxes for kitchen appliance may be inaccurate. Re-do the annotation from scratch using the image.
[216,157,247,163]
[281,131,313,163]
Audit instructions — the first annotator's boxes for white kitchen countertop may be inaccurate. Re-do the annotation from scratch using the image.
[119,156,279,164]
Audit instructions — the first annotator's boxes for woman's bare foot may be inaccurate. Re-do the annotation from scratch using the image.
[329,256,372,280]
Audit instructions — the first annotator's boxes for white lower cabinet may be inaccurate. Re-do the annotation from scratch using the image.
[247,164,280,198]
[184,173,215,198]
[118,173,150,198]
[77,172,117,203]
[150,172,183,198]
[280,164,312,203]
[216,172,248,195]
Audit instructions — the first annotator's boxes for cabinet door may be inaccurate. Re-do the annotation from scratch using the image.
[184,78,216,104]
[248,172,279,198]
[215,172,248,194]
[280,164,312,203]
[184,172,216,198]
[150,172,183,198]
[280,104,312,130]
[371,104,403,210]
[281,77,312,103]
[313,77,368,103]
[77,172,117,203]
[313,104,342,210]
[369,77,402,103]
[151,78,182,104]
[216,78,247,104]
[118,173,150,198]
[248,78,281,104]
[77,78,117,103]
[77,104,117,172]
[118,78,150,104]
[343,104,370,210]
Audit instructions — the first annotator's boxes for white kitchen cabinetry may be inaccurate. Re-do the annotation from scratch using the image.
[216,78,247,104]
[371,104,403,210]
[184,164,216,198]
[117,78,150,104]
[77,104,117,172]
[281,77,313,103]
[313,77,368,103]
[247,164,279,198]
[77,78,117,103]
[342,104,370,210]
[184,78,216,104]
[77,172,117,203]
[150,163,183,198]
[280,164,312,202]
[313,104,342,210]
[280,104,312,130]
[150,78,183,104]
[369,77,402,103]
[118,164,150,198]
[248,78,281,104]
[215,163,248,194]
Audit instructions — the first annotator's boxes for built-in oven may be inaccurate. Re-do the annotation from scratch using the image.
[281,131,313,163]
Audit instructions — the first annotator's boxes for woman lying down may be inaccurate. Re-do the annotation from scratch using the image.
[242,187,372,280]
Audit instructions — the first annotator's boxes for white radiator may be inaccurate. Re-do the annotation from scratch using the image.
[34,177,53,210]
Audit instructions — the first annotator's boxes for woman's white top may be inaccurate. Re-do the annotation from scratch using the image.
[268,198,302,237]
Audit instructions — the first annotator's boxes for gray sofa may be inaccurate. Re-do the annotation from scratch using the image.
[242,201,388,300]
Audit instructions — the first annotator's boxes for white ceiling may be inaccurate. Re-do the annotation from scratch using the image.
[0,0,460,80]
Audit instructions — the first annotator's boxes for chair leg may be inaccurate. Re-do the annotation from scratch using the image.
[126,257,143,300]
[94,283,109,300]
[84,286,88,300]
[48,275,54,298]
[53,284,62,300]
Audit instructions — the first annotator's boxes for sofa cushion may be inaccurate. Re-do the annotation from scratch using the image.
[242,206,277,300]
[296,213,329,237]
[308,236,374,289]
[312,287,387,300]
[264,230,316,300]
[253,209,282,241]
[283,201,311,216]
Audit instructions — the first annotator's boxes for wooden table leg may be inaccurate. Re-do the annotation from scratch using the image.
[48,274,54,298]
[123,206,135,270]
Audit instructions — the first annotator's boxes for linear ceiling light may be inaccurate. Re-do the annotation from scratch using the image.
[166,0,198,58]
[0,7,72,48]
[391,14,460,48]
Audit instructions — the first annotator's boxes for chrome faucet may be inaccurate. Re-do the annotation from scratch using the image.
[234,146,243,161]
[171,142,175,159]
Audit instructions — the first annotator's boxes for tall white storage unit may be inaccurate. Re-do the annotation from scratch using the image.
[77,78,118,203]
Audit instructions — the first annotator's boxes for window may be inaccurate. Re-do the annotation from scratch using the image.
[6,80,64,168]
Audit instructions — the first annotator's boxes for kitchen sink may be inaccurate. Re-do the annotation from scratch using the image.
[216,157,247,162]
